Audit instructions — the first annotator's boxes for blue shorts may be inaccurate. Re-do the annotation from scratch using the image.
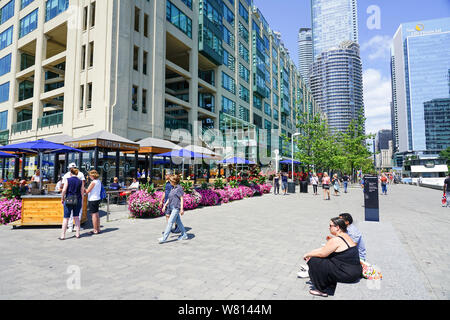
[64,202,82,219]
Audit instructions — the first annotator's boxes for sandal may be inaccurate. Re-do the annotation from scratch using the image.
[58,237,65,241]
[309,289,328,297]
[89,231,98,235]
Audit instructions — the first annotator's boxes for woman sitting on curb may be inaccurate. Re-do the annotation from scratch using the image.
[302,217,362,297]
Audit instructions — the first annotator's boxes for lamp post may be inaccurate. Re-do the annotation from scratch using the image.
[291,133,301,180]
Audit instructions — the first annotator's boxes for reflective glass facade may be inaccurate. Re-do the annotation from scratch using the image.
[424,99,450,151]
[311,0,358,59]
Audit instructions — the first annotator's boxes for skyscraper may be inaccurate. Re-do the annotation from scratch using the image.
[311,0,359,59]
[297,28,313,87]
[309,41,364,133]
[391,17,450,152]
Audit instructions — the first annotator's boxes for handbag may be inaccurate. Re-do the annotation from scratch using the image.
[65,194,78,206]
[361,260,382,280]
[443,193,447,206]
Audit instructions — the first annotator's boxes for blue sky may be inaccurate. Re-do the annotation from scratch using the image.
[252,0,450,134]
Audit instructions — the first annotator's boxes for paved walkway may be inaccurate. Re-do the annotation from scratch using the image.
[0,184,448,300]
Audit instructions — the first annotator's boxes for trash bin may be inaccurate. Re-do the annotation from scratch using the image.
[300,181,308,193]
[288,182,296,193]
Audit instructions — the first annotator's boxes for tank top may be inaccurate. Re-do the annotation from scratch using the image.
[67,176,82,200]
[88,180,102,201]
[322,177,330,185]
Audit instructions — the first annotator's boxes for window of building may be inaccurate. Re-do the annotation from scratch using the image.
[223,26,234,49]
[142,89,147,114]
[143,51,148,75]
[80,84,84,111]
[1,0,15,25]
[0,82,10,103]
[87,83,92,109]
[222,49,235,71]
[223,2,234,26]
[0,110,7,131]
[0,26,13,50]
[239,85,249,103]
[144,14,149,37]
[221,72,235,94]
[134,7,140,32]
[133,46,139,71]
[18,80,33,101]
[81,45,86,70]
[132,85,138,111]
[239,63,249,83]
[88,42,94,67]
[45,0,69,22]
[166,1,192,38]
[239,42,249,63]
[90,2,96,27]
[238,22,249,43]
[0,53,12,77]
[20,9,38,38]
[83,5,88,30]
[222,96,236,116]
[253,95,262,110]
[264,102,271,117]
[239,105,249,122]
[238,2,248,23]
[21,0,34,10]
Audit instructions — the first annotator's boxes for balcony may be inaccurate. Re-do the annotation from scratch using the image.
[38,112,63,129]
[0,130,9,145]
[165,118,192,134]
[12,120,32,134]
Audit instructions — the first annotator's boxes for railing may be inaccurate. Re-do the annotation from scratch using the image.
[38,112,63,129]
[11,120,32,134]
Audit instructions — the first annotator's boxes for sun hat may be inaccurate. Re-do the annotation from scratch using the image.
[68,162,77,169]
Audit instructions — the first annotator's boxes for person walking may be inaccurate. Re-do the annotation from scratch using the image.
[281,172,288,195]
[322,173,331,200]
[159,175,188,243]
[311,173,319,195]
[342,174,350,193]
[302,217,362,297]
[62,163,86,232]
[60,168,85,240]
[444,173,450,208]
[273,172,280,195]
[380,173,388,195]
[85,170,102,235]
[159,173,179,233]
[332,174,341,196]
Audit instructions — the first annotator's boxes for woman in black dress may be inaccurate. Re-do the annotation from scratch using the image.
[303,217,362,297]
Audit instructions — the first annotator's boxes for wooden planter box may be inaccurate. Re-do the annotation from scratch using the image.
[12,195,88,227]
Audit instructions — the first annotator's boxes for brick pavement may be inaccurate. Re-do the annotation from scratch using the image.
[0,183,448,300]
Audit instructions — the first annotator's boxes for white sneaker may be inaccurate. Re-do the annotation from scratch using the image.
[297,271,309,278]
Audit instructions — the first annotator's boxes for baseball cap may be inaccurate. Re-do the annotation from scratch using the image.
[68,162,77,169]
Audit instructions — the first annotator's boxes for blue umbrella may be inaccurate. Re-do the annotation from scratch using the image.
[0,139,84,154]
[220,157,255,165]
[155,148,211,159]
[280,160,302,164]
[0,151,17,158]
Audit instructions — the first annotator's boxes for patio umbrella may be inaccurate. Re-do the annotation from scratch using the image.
[219,157,255,165]
[155,148,211,180]
[0,140,85,189]
[279,160,302,164]
[0,151,17,158]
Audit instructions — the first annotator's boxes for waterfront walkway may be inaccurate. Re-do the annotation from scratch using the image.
[0,184,448,300]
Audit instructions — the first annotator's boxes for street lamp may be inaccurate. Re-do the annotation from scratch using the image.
[291,133,301,180]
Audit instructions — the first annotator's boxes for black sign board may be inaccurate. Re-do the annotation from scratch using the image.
[363,175,379,222]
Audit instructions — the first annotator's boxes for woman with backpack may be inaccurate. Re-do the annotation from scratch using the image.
[85,170,103,235]
[332,174,341,196]
[60,168,85,240]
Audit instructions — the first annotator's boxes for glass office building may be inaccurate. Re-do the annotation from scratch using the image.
[391,17,450,152]
[311,0,358,59]
[424,98,450,151]
[297,28,313,87]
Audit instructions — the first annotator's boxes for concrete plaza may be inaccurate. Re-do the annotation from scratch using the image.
[0,184,448,300]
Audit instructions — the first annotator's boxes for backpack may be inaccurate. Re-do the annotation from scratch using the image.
[100,183,107,200]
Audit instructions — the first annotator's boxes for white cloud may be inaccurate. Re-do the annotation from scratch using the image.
[361,35,392,60]
[363,68,392,135]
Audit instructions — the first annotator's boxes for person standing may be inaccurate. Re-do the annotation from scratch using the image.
[60,168,85,240]
[159,173,178,233]
[380,173,388,195]
[322,173,331,200]
[444,173,450,208]
[332,174,341,196]
[273,172,280,195]
[281,172,288,195]
[311,173,319,195]
[85,170,102,235]
[62,163,86,232]
[342,174,350,193]
[159,175,188,243]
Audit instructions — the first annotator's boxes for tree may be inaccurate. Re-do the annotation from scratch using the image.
[440,147,450,171]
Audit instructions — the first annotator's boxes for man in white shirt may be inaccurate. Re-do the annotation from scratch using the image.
[62,163,86,232]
